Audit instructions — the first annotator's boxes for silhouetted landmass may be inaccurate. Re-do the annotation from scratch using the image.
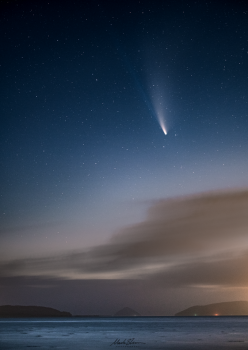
[175,301,248,316]
[0,305,72,318]
[114,307,141,316]
[74,315,102,317]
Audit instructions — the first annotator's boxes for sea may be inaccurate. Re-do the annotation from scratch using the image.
[1,317,248,350]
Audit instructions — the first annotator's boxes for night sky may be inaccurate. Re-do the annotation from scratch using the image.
[1,0,248,316]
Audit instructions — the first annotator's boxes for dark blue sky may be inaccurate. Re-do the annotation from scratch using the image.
[1,0,248,315]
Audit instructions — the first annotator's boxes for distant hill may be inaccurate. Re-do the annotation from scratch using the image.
[175,301,248,316]
[114,307,141,316]
[0,305,72,318]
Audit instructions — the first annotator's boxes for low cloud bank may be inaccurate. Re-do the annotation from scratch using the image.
[1,189,248,287]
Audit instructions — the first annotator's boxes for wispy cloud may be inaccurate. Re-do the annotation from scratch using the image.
[1,189,248,287]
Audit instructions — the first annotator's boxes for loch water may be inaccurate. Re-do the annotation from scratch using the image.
[1,316,248,349]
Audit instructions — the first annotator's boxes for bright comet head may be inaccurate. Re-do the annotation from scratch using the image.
[161,123,167,135]
[157,112,167,135]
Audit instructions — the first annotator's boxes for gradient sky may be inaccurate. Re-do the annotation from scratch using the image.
[1,0,248,315]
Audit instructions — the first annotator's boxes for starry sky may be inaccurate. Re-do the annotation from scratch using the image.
[1,0,248,316]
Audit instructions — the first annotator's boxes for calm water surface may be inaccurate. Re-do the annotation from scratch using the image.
[1,317,248,349]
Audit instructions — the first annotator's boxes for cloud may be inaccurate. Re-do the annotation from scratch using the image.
[1,189,248,288]
[150,250,248,287]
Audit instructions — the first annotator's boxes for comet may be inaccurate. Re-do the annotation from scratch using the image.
[148,80,168,136]
[161,123,167,135]
[157,111,167,135]
[115,44,168,135]
[152,91,168,136]
[116,47,168,135]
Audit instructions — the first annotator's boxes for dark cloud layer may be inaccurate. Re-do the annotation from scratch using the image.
[1,189,248,288]
[0,276,201,316]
